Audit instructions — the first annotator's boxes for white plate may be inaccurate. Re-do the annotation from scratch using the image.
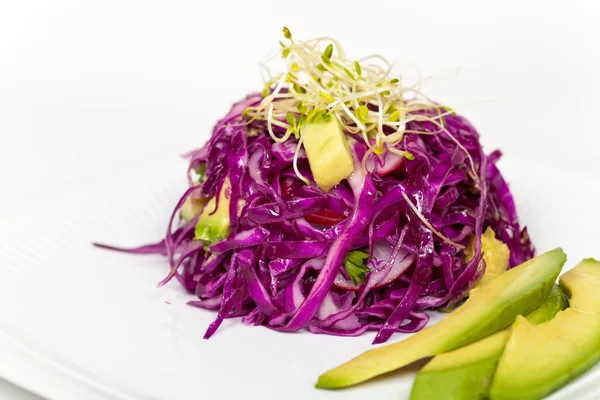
[0,157,599,400]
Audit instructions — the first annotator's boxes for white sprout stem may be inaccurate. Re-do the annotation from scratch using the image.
[326,87,394,109]
[293,135,310,185]
[267,105,294,143]
[266,104,282,143]
[357,54,392,68]
[383,129,438,145]
[339,101,365,131]
[402,192,465,250]
[258,75,287,112]
[338,102,375,154]
[305,37,346,58]
[361,146,375,173]
[376,95,384,148]
[259,62,273,82]
[387,147,412,157]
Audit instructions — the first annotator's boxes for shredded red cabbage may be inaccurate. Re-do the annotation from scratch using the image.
[95,93,534,344]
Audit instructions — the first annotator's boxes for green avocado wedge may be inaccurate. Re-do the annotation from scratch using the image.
[302,111,354,192]
[559,258,600,314]
[316,248,566,389]
[410,285,568,400]
[181,192,205,223]
[194,178,231,243]
[490,258,600,400]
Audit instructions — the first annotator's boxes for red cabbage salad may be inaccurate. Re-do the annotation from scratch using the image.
[96,28,534,344]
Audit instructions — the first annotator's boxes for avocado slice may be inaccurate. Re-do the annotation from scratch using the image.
[465,227,510,290]
[490,258,600,400]
[490,311,600,400]
[302,111,354,192]
[559,258,600,314]
[181,193,205,223]
[410,285,568,400]
[194,178,231,243]
[315,248,566,389]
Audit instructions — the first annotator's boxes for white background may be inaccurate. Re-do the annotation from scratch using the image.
[1,0,599,398]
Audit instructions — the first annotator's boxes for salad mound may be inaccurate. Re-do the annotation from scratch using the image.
[98,29,534,344]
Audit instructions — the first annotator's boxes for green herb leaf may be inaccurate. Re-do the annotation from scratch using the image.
[404,152,415,160]
[438,106,456,127]
[380,90,391,96]
[316,63,327,72]
[388,110,401,122]
[195,163,206,181]
[282,48,291,58]
[390,78,399,84]
[442,105,457,115]
[354,61,362,77]
[319,91,335,102]
[343,67,356,80]
[292,82,306,94]
[297,101,307,114]
[323,44,333,60]
[286,112,296,126]
[283,26,292,39]
[343,250,370,285]
[297,114,306,132]
[356,105,369,123]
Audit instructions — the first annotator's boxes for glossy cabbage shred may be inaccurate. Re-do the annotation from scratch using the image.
[97,93,534,344]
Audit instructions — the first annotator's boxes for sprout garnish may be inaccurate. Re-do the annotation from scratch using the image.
[244,27,476,181]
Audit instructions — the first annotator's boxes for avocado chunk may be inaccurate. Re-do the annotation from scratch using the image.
[194,178,231,243]
[490,258,600,400]
[559,258,600,314]
[302,112,354,192]
[410,285,568,400]
[315,248,566,389]
[465,227,510,290]
[181,190,205,223]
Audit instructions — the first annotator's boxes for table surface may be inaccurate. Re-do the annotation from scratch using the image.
[1,0,599,398]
